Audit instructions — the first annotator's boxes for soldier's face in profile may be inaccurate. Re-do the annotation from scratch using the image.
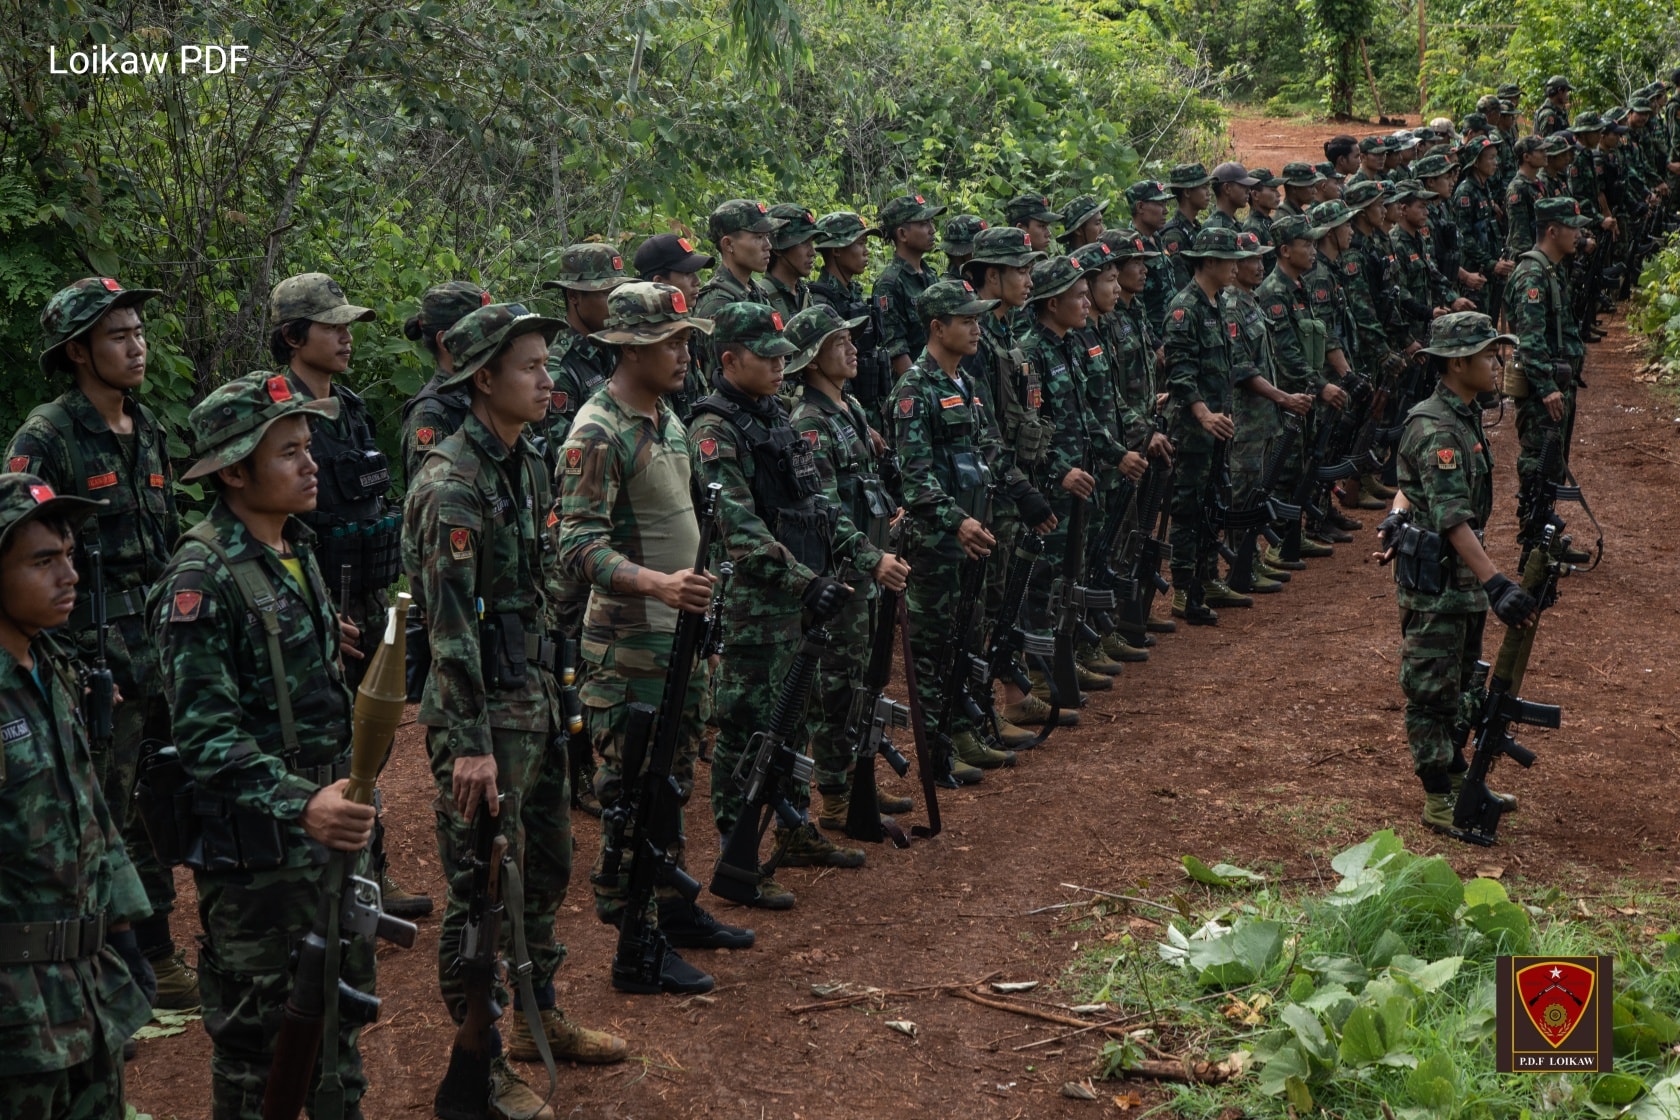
[655,270,701,303]
[1280,238,1316,272]
[815,330,858,382]
[0,520,78,636]
[1453,347,1499,394]
[227,415,318,516]
[1476,148,1499,177]
[1050,279,1091,330]
[1117,259,1148,295]
[779,239,817,278]
[295,321,353,375]
[1130,201,1165,232]
[568,288,612,333]
[69,306,147,391]
[899,220,936,255]
[477,332,554,426]
[1023,219,1052,251]
[999,264,1033,308]
[1087,266,1120,314]
[933,314,982,357]
[1202,259,1238,290]
[722,347,785,399]
[1235,256,1265,289]
[728,230,773,273]
[827,237,870,277]
[626,332,691,396]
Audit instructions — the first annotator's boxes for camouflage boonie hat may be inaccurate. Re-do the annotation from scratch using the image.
[1457,136,1499,165]
[1497,82,1522,101]
[813,211,880,249]
[1461,112,1491,133]
[712,302,797,357]
[1069,241,1119,274]
[418,281,491,331]
[1179,227,1256,260]
[37,277,165,373]
[1512,135,1549,158]
[918,279,999,320]
[768,204,821,251]
[1412,126,1442,145]
[708,199,782,243]
[970,226,1046,268]
[1389,179,1439,204]
[439,303,564,387]
[1234,231,1274,257]
[1308,200,1356,234]
[1357,136,1393,155]
[542,243,631,292]
[1628,96,1654,114]
[1269,214,1316,246]
[878,193,946,234]
[1412,153,1454,180]
[1314,161,1345,181]
[1544,75,1573,94]
[1004,193,1057,225]
[783,303,866,376]
[1098,229,1162,259]
[269,272,374,326]
[1343,180,1389,209]
[1166,162,1213,189]
[1028,255,1097,303]
[1476,94,1503,113]
[1058,195,1108,232]
[1123,180,1173,207]
[941,214,990,256]
[183,371,341,481]
[1419,311,1516,358]
[1535,197,1593,229]
[0,473,103,555]
[591,281,714,347]
[1280,161,1325,187]
[1542,134,1575,156]
[1247,166,1285,187]
[1603,107,1630,130]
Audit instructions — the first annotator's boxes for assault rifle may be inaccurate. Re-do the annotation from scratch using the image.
[1449,431,1570,846]
[1083,476,1140,634]
[599,483,721,989]
[1041,491,1112,728]
[841,588,912,848]
[82,541,115,754]
[1115,426,1174,645]
[896,594,943,838]
[973,531,1055,744]
[1225,418,1303,593]
[1189,440,1231,612]
[433,805,509,1120]
[265,597,419,1120]
[709,620,836,906]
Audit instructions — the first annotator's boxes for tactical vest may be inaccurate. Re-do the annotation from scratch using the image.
[982,327,1053,469]
[692,393,837,573]
[816,398,895,556]
[297,382,399,598]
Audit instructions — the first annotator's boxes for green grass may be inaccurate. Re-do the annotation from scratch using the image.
[1057,832,1680,1118]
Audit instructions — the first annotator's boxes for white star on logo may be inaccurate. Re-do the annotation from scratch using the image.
[1551,967,1563,979]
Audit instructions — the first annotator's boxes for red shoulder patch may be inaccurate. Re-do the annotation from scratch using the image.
[416,427,435,446]
[1526,287,1541,301]
[1087,345,1103,358]
[149,473,165,488]
[545,508,560,528]
[449,527,473,559]
[1227,321,1239,338]
[7,456,29,472]
[563,445,584,474]
[87,471,118,490]
[698,437,720,461]
[1436,448,1457,469]
[1343,261,1359,275]
[896,397,915,417]
[878,295,890,310]
[171,590,202,622]
[1269,303,1285,316]
[550,391,569,412]
[1171,308,1186,322]
[802,428,820,447]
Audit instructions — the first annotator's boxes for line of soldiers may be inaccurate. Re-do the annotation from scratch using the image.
[2,67,1671,1120]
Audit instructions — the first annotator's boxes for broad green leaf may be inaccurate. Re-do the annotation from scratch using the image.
[1182,854,1234,886]
[1390,857,1462,922]
[1281,1002,1336,1064]
[1338,1004,1388,1067]
[1463,901,1532,952]
[1188,919,1282,989]
[1364,928,1408,969]
[1256,1040,1310,1096]
[1615,994,1680,1059]
[1284,1075,1314,1112]
[1405,1051,1458,1110]
[1330,829,1406,878]
[1462,876,1510,908]
[1303,953,1368,988]
[1627,1072,1680,1119]
[1590,1073,1648,1106]
[1209,862,1266,884]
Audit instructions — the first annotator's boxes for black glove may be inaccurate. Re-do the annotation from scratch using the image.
[1376,508,1409,555]
[109,927,157,1007]
[1482,574,1537,627]
[1014,487,1054,529]
[800,577,852,624]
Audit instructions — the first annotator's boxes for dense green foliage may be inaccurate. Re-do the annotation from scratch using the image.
[1631,240,1680,402]
[0,0,1217,476]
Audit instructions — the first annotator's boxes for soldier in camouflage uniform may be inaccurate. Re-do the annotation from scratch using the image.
[538,243,630,461]
[1340,182,1408,506]
[401,304,629,1102]
[691,303,864,904]
[1163,228,1256,624]
[764,204,820,320]
[1454,137,1513,314]
[1533,76,1572,137]
[1125,180,1178,334]
[873,193,947,378]
[1241,167,1283,270]
[554,282,751,993]
[0,474,155,1120]
[1381,313,1534,832]
[941,214,988,278]
[1347,137,1390,187]
[1057,195,1108,250]
[1205,163,1258,233]
[1277,162,1325,219]
[151,373,375,1120]
[1413,153,1480,307]
[1004,193,1057,253]
[1390,180,1471,351]
[1159,162,1213,291]
[1505,136,1551,258]
[809,212,897,423]
[891,281,1018,780]
[633,233,717,422]
[783,305,915,825]
[693,200,783,380]
[9,277,194,1007]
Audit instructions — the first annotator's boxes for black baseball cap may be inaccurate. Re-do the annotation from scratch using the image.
[633,233,715,279]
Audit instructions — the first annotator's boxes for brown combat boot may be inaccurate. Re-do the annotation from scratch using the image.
[505,1008,629,1065]
[488,1053,555,1120]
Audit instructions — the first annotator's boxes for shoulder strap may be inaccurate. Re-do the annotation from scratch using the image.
[183,520,302,756]
[27,401,87,498]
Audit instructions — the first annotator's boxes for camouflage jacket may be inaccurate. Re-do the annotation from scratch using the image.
[1505,250,1582,399]
[1137,230,1177,336]
[1533,101,1568,137]
[763,274,812,321]
[150,501,353,859]
[890,352,1000,551]
[535,326,615,458]
[1452,175,1500,276]
[555,386,697,644]
[957,311,1046,494]
[1159,213,1203,293]
[1221,286,1284,444]
[872,255,940,363]
[5,388,178,685]
[1163,281,1234,453]
[401,414,560,756]
[1021,320,1123,489]
[787,384,891,590]
[0,633,151,1076]
[1241,210,1278,275]
[1254,267,1327,396]
[1301,256,1353,361]
[1094,296,1157,451]
[693,268,770,381]
[1389,224,1455,344]
[1204,210,1243,233]
[1396,383,1493,613]
[1341,229,1398,368]
[1567,149,1605,217]
[1504,173,1544,257]
[400,366,471,485]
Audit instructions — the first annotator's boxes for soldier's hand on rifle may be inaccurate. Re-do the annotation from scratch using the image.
[1405,341,1423,358]
[1195,408,1235,442]
[1119,450,1148,482]
[1014,488,1055,534]
[1318,383,1349,410]
[956,517,995,560]
[1603,216,1618,235]
[872,553,911,592]
[1148,431,1175,464]
[801,576,853,623]
[338,614,365,662]
[868,427,888,455]
[1494,258,1516,278]
[1450,298,1477,312]
[304,778,379,851]
[644,567,717,613]
[1060,467,1097,499]
[1460,269,1487,291]
[452,756,501,821]
[1483,574,1538,629]
[1281,392,1314,416]
[1542,390,1565,423]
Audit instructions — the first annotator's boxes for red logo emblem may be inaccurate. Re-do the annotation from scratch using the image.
[979,220,989,230]
[7,456,29,472]
[550,391,569,412]
[698,437,720,461]
[756,202,768,213]
[669,290,688,314]
[416,427,435,446]
[878,295,889,309]
[87,472,118,490]
[801,429,819,447]
[28,484,55,503]
[896,398,914,417]
[101,277,121,291]
[1437,448,1456,467]
[770,312,784,330]
[1517,961,1596,1048]
[1088,345,1104,357]
[1022,233,1031,246]
[266,375,293,403]
[612,256,623,270]
[914,194,925,204]
[545,508,559,528]
[449,528,472,559]
[170,590,202,622]
[678,237,694,251]
[564,446,583,470]
[1171,308,1186,321]
[480,290,492,306]
[1227,322,1239,338]
[149,473,165,488]
[962,281,974,293]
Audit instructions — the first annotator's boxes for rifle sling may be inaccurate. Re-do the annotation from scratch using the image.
[501,855,558,1108]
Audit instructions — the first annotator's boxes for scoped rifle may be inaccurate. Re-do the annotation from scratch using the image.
[433,805,508,1120]
[841,588,911,848]
[1115,418,1173,645]
[599,482,721,990]
[265,595,419,1120]
[709,620,835,906]
[1226,417,1303,593]
[1450,430,1570,846]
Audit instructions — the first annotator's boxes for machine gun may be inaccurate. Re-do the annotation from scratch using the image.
[1040,491,1112,728]
[840,588,912,847]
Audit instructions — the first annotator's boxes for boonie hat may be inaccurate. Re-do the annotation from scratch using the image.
[183,372,341,481]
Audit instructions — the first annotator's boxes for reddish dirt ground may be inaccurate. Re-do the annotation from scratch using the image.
[129,114,1680,1118]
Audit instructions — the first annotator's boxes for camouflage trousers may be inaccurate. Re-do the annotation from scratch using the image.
[580,633,705,926]
[1513,387,1575,495]
[1230,433,1278,510]
[1398,607,1486,785]
[196,863,376,1120]
[709,638,809,837]
[809,592,874,793]
[904,538,978,737]
[0,1027,124,1120]
[1168,438,1219,587]
[428,727,571,1020]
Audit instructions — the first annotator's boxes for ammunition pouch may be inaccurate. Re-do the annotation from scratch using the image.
[1392,523,1447,594]
[1299,316,1329,372]
[309,513,402,599]
[481,612,556,690]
